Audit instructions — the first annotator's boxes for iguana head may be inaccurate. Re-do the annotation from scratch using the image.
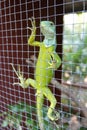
[40,21,56,47]
[40,21,56,39]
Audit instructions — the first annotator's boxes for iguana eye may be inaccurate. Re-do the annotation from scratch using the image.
[50,22,54,26]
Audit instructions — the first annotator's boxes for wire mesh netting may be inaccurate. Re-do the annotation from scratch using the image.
[0,0,87,130]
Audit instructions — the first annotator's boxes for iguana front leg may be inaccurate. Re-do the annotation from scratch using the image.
[28,17,41,47]
[48,52,61,70]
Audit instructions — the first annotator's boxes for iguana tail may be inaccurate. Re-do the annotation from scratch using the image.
[36,90,44,130]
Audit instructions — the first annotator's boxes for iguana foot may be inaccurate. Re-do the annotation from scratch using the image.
[48,52,58,70]
[47,108,60,121]
[10,63,28,88]
[27,17,36,31]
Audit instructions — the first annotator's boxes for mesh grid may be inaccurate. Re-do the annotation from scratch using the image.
[0,0,87,130]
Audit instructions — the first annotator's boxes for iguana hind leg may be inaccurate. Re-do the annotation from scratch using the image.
[10,63,37,89]
[43,87,60,121]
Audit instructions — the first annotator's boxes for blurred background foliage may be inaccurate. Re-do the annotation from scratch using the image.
[62,13,87,85]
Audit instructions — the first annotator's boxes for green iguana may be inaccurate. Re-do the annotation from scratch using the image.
[11,17,61,130]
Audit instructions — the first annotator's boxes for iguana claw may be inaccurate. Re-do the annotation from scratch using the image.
[48,52,58,69]
[27,17,36,31]
[47,107,60,121]
[10,63,28,88]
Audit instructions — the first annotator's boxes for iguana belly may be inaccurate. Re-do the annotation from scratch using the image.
[35,44,54,87]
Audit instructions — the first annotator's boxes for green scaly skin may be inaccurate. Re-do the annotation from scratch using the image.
[11,18,61,130]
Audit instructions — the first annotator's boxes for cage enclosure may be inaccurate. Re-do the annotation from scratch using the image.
[0,0,87,130]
